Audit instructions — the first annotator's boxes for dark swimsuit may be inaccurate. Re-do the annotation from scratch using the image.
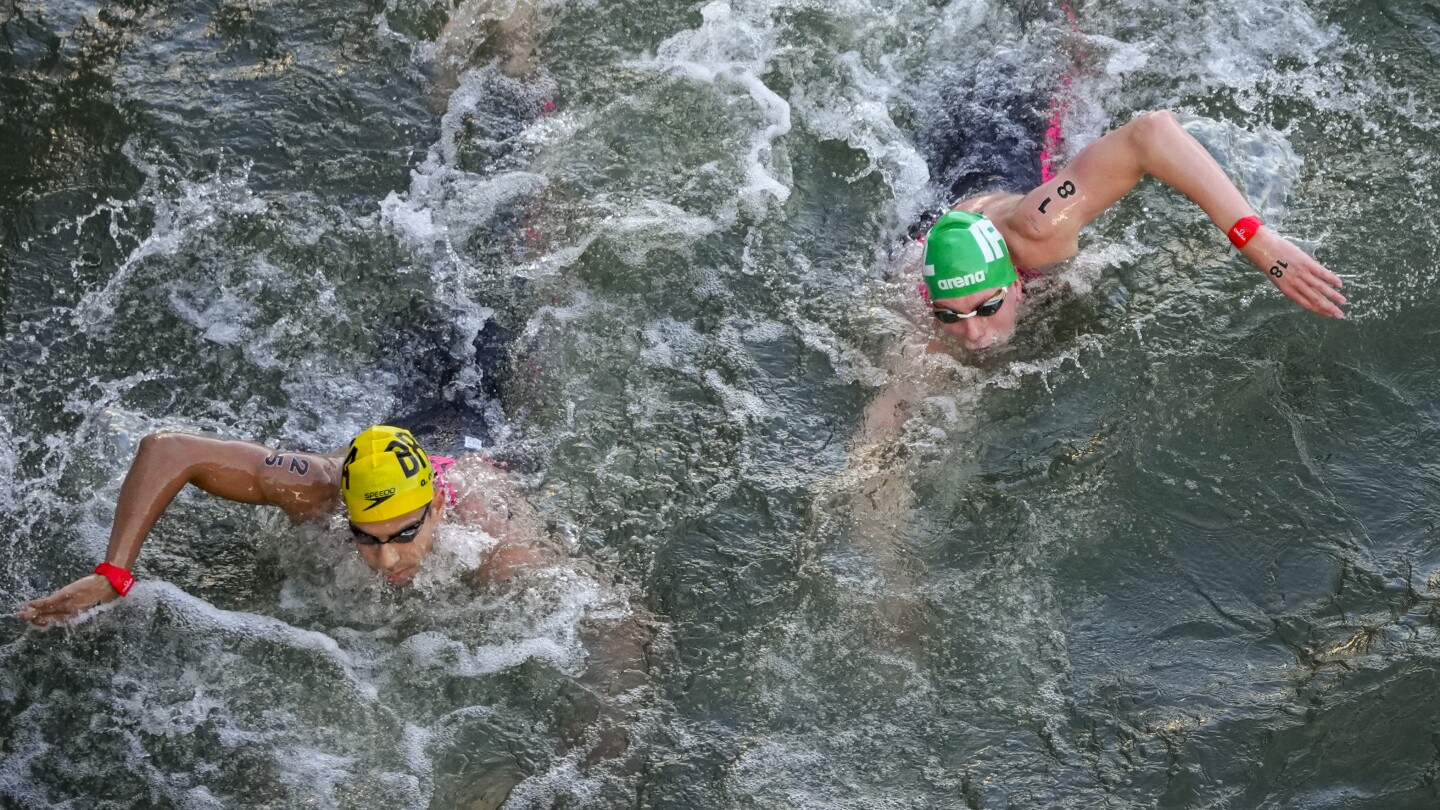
[908,54,1074,297]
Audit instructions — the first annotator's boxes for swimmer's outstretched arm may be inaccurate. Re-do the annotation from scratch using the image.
[18,433,337,626]
[1001,110,1347,319]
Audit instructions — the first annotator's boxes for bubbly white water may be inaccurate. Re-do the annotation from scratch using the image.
[8,0,1440,806]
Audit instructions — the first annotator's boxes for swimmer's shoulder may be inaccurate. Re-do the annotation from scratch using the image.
[955,191,1033,243]
[249,447,344,521]
[955,192,1074,269]
[953,191,1022,216]
[443,452,536,524]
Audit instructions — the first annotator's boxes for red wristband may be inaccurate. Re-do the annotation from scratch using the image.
[1227,215,1263,249]
[94,562,135,596]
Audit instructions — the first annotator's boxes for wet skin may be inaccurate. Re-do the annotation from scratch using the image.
[16,433,554,626]
[927,110,1347,356]
[930,280,1026,352]
[351,492,446,586]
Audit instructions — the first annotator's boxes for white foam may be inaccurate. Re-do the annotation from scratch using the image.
[73,143,268,333]
[411,524,499,589]
[1100,35,1151,76]
[0,708,56,807]
[111,667,231,739]
[628,1,793,220]
[705,368,771,426]
[399,629,575,676]
[399,722,435,790]
[400,562,623,680]
[271,747,357,806]
[640,318,704,372]
[604,201,721,265]
[522,291,594,339]
[0,414,16,515]
[167,281,261,346]
[792,49,931,219]
[742,319,786,343]
[382,165,547,253]
[500,751,603,808]
[180,787,225,810]
[155,583,357,656]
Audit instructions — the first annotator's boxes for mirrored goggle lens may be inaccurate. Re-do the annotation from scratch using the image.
[932,292,1005,323]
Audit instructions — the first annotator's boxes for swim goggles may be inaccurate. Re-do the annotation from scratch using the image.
[350,503,431,545]
[932,288,1007,323]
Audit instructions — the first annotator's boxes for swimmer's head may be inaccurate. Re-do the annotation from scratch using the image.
[342,425,443,586]
[341,425,434,522]
[922,211,1023,351]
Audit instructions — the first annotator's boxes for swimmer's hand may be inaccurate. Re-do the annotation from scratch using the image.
[17,575,120,627]
[1242,228,1346,319]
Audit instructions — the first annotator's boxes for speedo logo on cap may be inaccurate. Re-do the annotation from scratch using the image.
[937,271,987,291]
[362,488,396,511]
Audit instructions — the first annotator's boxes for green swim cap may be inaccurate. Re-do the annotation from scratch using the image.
[922,211,1018,301]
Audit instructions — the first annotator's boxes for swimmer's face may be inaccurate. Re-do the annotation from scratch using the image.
[931,281,1025,352]
[350,493,443,586]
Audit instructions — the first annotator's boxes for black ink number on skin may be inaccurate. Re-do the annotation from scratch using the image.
[289,457,309,476]
[265,454,284,467]
[1270,259,1289,278]
[1039,181,1077,215]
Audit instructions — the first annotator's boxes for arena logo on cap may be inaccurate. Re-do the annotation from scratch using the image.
[937,271,987,291]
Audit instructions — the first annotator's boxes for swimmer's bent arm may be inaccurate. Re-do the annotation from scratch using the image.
[19,432,338,626]
[1002,109,1346,319]
[446,457,561,584]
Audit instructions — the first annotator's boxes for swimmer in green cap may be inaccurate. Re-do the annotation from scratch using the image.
[842,112,1349,648]
[916,110,1345,353]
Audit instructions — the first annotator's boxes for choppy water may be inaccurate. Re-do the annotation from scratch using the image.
[4,0,1440,806]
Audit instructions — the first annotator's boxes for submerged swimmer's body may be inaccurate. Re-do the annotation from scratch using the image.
[435,0,540,82]
[427,0,547,116]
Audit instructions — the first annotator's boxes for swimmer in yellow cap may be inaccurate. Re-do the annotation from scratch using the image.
[20,423,652,773]
[19,424,552,621]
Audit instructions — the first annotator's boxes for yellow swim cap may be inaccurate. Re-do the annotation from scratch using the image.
[341,425,434,522]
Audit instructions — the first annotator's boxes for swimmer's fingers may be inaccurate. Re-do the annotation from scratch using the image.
[1305,258,1345,291]
[1245,231,1346,319]
[1305,266,1349,311]
[1270,274,1338,319]
[17,575,118,627]
[1275,256,1347,319]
